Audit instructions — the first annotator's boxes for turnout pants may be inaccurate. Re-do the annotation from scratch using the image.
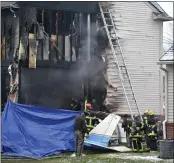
[74,130,84,157]
[126,133,131,148]
[145,135,157,151]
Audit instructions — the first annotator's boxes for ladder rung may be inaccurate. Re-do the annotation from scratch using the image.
[106,25,113,27]
[125,92,134,95]
[125,93,134,95]
[112,44,119,46]
[121,73,127,75]
[121,73,128,75]
[124,86,132,89]
[109,31,116,33]
[124,87,133,89]
[122,79,130,81]
[114,73,127,76]
[111,39,118,41]
[122,81,131,84]
[111,41,118,43]
[112,44,120,47]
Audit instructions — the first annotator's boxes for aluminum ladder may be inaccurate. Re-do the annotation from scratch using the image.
[99,2,142,121]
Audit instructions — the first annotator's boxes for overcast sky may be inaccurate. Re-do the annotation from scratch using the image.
[158,2,173,51]
[158,2,173,17]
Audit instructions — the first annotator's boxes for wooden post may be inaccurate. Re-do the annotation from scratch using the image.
[28,33,37,68]
[56,12,59,60]
[49,10,52,60]
[70,12,73,62]
[19,40,25,60]
[63,12,66,60]
[41,9,44,60]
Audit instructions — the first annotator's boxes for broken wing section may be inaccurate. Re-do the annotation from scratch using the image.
[85,114,121,147]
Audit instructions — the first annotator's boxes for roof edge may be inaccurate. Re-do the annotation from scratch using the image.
[153,13,173,21]
[157,61,174,65]
[149,1,171,18]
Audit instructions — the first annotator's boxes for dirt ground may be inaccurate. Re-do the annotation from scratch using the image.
[1,151,174,163]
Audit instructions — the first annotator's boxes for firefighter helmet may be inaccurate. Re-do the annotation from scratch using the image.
[86,103,93,110]
[147,110,154,116]
[144,110,149,114]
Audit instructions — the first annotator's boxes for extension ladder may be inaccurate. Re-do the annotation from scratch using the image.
[99,2,142,121]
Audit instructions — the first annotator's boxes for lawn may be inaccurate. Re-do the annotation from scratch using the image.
[0,158,164,163]
[1,151,173,163]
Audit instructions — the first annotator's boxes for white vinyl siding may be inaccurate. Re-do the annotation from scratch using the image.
[105,2,163,115]
[167,65,174,123]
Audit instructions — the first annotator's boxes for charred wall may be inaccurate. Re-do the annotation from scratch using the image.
[1,3,107,110]
[19,64,84,109]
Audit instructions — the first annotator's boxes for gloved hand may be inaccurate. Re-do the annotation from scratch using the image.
[85,133,89,139]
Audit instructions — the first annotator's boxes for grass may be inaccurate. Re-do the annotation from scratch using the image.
[0,158,165,163]
[2,150,172,163]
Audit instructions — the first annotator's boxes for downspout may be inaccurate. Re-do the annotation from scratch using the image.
[160,65,168,139]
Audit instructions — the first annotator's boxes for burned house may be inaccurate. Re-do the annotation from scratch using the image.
[1,1,108,110]
[1,1,172,116]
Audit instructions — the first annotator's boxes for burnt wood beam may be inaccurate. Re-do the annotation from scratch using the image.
[62,12,66,61]
[49,10,52,60]
[70,12,73,62]
[41,9,44,60]
[18,60,73,69]
[76,13,81,60]
[56,12,59,60]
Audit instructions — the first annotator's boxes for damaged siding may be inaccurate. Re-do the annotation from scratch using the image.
[167,65,174,123]
[105,2,163,115]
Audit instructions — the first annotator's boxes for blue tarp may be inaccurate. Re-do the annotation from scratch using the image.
[1,100,81,158]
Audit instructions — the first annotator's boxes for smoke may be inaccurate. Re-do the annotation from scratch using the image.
[19,13,108,109]
[71,18,108,105]
[75,20,106,79]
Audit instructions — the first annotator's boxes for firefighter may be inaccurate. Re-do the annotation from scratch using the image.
[122,114,132,147]
[129,116,149,152]
[145,110,158,151]
[85,103,100,132]
[86,103,93,110]
[143,110,149,135]
[74,112,89,157]
[70,98,82,111]
[143,110,148,122]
